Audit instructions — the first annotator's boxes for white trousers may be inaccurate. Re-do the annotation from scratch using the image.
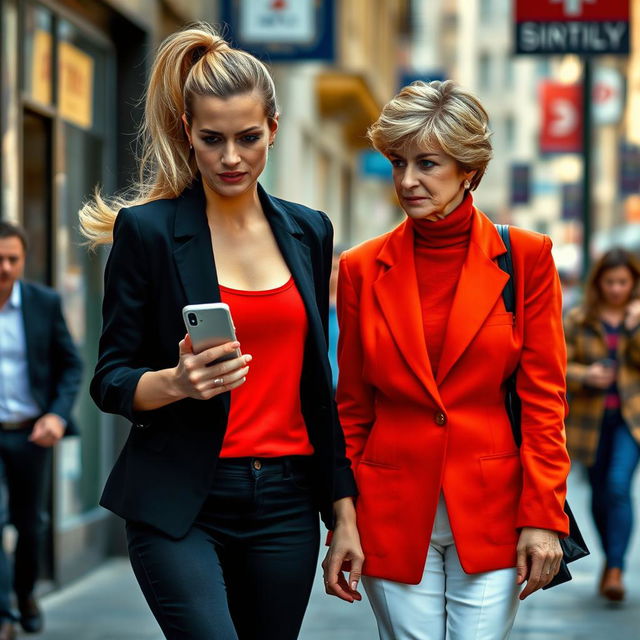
[363,494,520,640]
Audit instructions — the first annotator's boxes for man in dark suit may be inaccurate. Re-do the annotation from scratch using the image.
[0,222,82,639]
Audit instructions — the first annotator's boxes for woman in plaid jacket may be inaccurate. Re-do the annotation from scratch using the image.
[565,248,640,602]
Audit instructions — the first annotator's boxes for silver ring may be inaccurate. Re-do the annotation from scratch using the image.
[214,377,224,386]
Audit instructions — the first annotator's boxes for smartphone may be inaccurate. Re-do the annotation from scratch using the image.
[182,303,240,362]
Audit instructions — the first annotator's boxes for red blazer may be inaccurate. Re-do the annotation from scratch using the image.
[337,207,570,584]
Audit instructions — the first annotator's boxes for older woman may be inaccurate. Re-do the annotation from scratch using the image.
[322,80,570,640]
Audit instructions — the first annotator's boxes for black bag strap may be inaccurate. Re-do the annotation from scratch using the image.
[495,224,521,445]
[495,224,514,314]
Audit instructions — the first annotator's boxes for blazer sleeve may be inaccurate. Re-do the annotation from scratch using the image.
[90,208,155,425]
[48,292,83,422]
[336,252,376,471]
[515,235,570,536]
[319,213,357,501]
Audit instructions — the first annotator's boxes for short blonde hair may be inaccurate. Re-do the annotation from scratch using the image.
[367,80,492,190]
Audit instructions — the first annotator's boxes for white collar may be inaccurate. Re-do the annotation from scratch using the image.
[7,281,21,310]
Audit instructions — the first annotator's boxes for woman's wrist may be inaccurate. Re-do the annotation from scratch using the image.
[133,368,185,411]
[333,496,357,527]
[165,366,186,401]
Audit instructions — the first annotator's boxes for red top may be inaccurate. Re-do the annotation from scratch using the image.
[219,277,313,457]
[411,194,473,378]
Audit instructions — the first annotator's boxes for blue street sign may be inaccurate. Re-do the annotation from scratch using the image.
[220,0,335,62]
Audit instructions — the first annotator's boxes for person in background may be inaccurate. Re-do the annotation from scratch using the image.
[564,247,640,602]
[80,23,361,640]
[0,222,82,640]
[323,80,570,640]
[329,244,349,394]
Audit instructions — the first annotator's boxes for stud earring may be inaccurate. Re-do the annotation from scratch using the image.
[464,179,470,190]
[268,142,274,149]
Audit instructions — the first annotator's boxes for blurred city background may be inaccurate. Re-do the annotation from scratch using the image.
[1,0,640,637]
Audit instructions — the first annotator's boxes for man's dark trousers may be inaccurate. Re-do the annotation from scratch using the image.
[0,281,82,622]
[0,426,51,617]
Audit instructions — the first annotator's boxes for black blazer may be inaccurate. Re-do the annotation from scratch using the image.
[20,281,83,435]
[91,181,356,538]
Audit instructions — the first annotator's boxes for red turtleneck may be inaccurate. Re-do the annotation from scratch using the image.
[411,194,474,378]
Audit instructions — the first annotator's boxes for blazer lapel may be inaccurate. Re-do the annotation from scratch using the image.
[172,181,227,414]
[257,186,324,352]
[173,181,221,306]
[373,220,444,409]
[436,210,509,385]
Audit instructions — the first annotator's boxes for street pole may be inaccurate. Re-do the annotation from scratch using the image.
[581,57,592,280]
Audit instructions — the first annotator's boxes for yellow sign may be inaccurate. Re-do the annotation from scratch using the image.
[30,29,52,105]
[59,41,94,130]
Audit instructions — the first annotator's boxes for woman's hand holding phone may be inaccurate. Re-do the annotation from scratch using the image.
[173,334,251,400]
[584,361,616,389]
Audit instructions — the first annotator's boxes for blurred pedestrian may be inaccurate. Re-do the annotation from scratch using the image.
[329,243,349,394]
[0,222,82,640]
[80,23,360,640]
[323,80,570,640]
[564,247,640,602]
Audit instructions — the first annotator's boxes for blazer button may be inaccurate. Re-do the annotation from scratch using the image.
[434,412,447,426]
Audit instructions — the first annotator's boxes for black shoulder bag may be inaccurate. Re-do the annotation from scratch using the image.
[495,224,589,589]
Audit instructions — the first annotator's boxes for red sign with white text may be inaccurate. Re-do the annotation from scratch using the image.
[515,0,630,54]
[516,0,629,21]
[539,82,583,154]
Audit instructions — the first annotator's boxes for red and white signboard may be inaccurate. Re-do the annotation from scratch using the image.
[593,67,624,125]
[515,0,630,55]
[540,82,583,153]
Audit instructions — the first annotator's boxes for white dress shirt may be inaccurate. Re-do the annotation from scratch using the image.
[0,282,41,422]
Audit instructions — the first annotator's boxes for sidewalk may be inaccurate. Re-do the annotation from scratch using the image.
[38,470,640,639]
[40,559,160,640]
[509,467,640,640]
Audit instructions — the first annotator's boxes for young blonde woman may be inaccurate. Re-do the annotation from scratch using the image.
[80,23,362,640]
[565,248,640,602]
[323,81,571,640]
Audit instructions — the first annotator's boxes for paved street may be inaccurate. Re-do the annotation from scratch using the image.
[510,467,640,640]
[37,469,640,639]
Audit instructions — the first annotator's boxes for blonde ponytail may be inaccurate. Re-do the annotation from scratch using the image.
[79,22,277,247]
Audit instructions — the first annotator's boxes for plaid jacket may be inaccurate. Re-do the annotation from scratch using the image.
[564,306,640,466]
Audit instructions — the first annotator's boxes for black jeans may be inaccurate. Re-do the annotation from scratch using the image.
[127,456,320,640]
[0,426,51,620]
